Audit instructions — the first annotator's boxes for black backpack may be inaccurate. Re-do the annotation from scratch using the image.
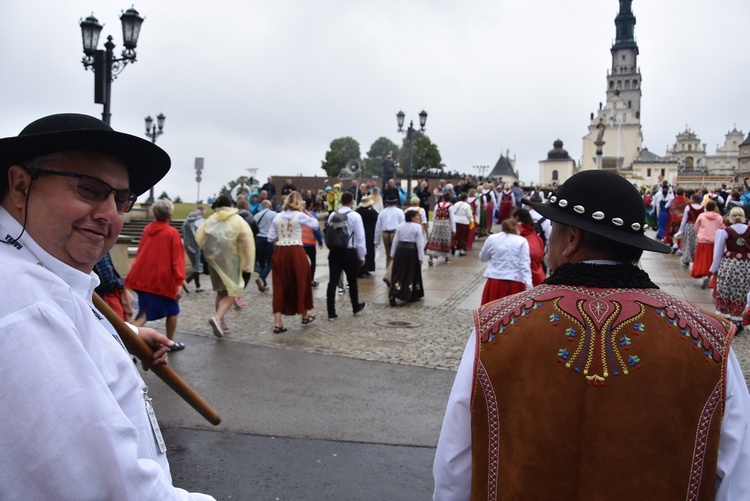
[534,217,547,246]
[325,210,352,249]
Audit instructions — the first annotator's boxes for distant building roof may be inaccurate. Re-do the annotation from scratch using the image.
[489,155,516,179]
[633,147,672,163]
[741,133,750,148]
[546,139,571,160]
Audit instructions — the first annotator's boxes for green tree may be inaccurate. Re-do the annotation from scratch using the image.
[174,195,183,203]
[363,137,400,178]
[321,137,361,177]
[398,132,442,177]
[158,191,171,200]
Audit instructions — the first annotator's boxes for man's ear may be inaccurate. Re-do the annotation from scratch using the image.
[6,165,32,210]
[562,226,585,261]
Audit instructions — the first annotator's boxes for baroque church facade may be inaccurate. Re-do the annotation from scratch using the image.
[542,0,747,189]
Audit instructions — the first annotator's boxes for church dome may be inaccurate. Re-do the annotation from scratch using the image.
[547,139,570,160]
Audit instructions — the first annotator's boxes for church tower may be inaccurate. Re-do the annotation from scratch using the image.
[581,0,644,172]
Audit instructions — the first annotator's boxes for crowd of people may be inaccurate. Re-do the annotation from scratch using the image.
[645,179,750,331]
[2,110,747,500]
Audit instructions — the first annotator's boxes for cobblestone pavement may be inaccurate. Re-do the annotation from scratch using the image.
[162,232,750,382]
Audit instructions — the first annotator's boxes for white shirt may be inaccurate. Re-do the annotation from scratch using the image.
[391,221,425,262]
[405,206,429,235]
[452,201,473,225]
[433,327,750,501]
[327,206,367,262]
[374,206,405,244]
[0,207,212,501]
[267,209,319,243]
[529,208,552,249]
[478,232,532,289]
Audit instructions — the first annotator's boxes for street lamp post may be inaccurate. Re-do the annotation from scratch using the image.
[396,110,428,198]
[79,7,144,125]
[144,113,166,204]
[473,165,490,180]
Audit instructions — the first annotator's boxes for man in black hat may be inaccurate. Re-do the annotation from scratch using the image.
[374,195,405,286]
[433,170,750,499]
[0,114,213,499]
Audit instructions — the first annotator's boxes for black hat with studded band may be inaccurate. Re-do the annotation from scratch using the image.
[0,113,170,197]
[522,170,671,254]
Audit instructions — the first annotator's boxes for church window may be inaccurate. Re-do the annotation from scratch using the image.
[617,80,622,88]
[625,80,631,89]
[633,80,638,88]
[647,168,652,177]
[552,170,559,181]
[609,81,614,89]
[688,144,692,151]
[661,168,666,176]
[628,100,632,108]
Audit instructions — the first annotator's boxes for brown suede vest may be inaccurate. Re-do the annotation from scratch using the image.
[470,285,733,500]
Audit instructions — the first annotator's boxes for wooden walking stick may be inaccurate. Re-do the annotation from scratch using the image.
[92,293,221,426]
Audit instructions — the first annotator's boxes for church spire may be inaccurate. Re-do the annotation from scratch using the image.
[612,0,638,53]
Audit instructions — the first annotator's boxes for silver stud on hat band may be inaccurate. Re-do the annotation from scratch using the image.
[548,194,644,233]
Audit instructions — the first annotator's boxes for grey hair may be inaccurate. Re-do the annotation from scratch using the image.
[152,198,174,221]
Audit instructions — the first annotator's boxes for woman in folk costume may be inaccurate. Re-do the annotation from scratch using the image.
[512,207,546,286]
[479,219,532,305]
[404,196,429,242]
[452,193,474,256]
[466,188,480,250]
[388,210,425,306]
[267,191,320,332]
[195,194,256,338]
[691,200,723,288]
[655,186,671,242]
[666,186,688,250]
[481,182,496,230]
[709,207,750,328]
[676,193,704,266]
[426,192,456,265]
[496,183,515,223]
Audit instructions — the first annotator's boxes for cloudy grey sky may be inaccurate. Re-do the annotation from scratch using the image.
[1,0,747,201]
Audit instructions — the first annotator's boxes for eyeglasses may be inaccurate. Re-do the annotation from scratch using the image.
[28,169,137,213]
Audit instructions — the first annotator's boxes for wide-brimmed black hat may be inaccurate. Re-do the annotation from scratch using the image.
[0,113,171,196]
[385,196,399,205]
[522,170,670,253]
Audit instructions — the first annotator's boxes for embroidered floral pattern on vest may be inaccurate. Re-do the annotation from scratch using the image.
[473,284,733,499]
[476,285,730,387]
[476,363,499,501]
[687,380,723,500]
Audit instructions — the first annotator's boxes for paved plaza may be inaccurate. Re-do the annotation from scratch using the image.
[142,231,750,499]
